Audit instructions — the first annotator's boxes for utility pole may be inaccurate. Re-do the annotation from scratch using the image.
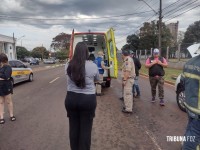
[159,0,162,54]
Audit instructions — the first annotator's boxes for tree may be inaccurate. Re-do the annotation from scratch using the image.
[55,51,67,60]
[138,21,172,56]
[139,21,157,50]
[122,44,130,50]
[182,20,200,44]
[181,20,200,58]
[51,33,71,52]
[127,34,140,50]
[177,31,185,44]
[51,32,71,60]
[121,34,140,52]
[16,46,30,60]
[31,47,49,59]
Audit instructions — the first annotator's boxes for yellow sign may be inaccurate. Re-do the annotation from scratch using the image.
[12,70,31,76]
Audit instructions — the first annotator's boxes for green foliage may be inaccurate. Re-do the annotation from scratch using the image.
[50,33,71,60]
[51,32,71,52]
[182,20,200,44]
[139,21,172,51]
[55,51,68,60]
[161,24,172,48]
[31,47,49,59]
[127,34,140,50]
[122,21,173,57]
[181,20,200,57]
[122,34,140,52]
[16,46,30,60]
[139,22,157,50]
[122,44,130,50]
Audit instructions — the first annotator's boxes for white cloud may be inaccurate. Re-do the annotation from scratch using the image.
[0,0,24,12]
[36,0,65,5]
[0,0,199,50]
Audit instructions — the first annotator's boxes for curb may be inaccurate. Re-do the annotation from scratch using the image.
[32,64,65,72]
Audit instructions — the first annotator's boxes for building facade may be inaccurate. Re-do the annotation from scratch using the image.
[166,21,179,46]
[0,34,17,60]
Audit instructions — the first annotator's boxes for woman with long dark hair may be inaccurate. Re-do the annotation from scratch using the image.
[0,53,16,124]
[65,42,99,150]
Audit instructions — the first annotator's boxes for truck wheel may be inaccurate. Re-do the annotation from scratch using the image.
[176,89,186,112]
[105,80,111,87]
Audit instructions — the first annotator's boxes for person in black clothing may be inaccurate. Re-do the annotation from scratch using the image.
[145,49,168,106]
[65,42,99,150]
[88,53,95,62]
[130,51,141,98]
[0,53,16,124]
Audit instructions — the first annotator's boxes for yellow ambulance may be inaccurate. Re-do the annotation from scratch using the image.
[69,28,118,87]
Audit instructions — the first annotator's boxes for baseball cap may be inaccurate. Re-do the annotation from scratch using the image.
[153,48,159,54]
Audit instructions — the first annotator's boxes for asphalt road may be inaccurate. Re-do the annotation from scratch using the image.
[0,66,187,150]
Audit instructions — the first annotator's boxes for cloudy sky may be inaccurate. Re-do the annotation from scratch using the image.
[0,0,199,50]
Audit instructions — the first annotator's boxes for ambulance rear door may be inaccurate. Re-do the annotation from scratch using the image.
[106,28,118,78]
[69,29,74,60]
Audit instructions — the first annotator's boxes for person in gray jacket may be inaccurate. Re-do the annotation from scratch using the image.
[65,42,99,150]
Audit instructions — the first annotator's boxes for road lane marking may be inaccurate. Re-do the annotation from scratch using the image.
[49,77,60,83]
[144,126,162,150]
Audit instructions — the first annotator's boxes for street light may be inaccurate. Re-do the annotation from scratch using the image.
[17,35,25,47]
[138,0,162,54]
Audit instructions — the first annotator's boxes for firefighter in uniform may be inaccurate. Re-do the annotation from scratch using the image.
[182,47,200,150]
[121,50,135,113]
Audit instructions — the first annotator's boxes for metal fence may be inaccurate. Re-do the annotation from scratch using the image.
[134,43,195,61]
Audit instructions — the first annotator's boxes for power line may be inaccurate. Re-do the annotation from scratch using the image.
[109,0,155,29]
[164,2,199,19]
[103,0,155,28]
[116,14,157,44]
[115,1,159,41]
[98,0,156,32]
[0,10,153,21]
[162,0,182,11]
[163,0,198,17]
[150,0,160,9]
[164,4,200,22]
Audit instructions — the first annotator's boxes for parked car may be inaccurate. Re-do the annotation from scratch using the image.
[43,58,55,64]
[175,43,200,112]
[8,60,33,84]
[23,57,33,63]
[30,58,39,65]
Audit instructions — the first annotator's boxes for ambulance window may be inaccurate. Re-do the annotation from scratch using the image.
[109,41,114,58]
